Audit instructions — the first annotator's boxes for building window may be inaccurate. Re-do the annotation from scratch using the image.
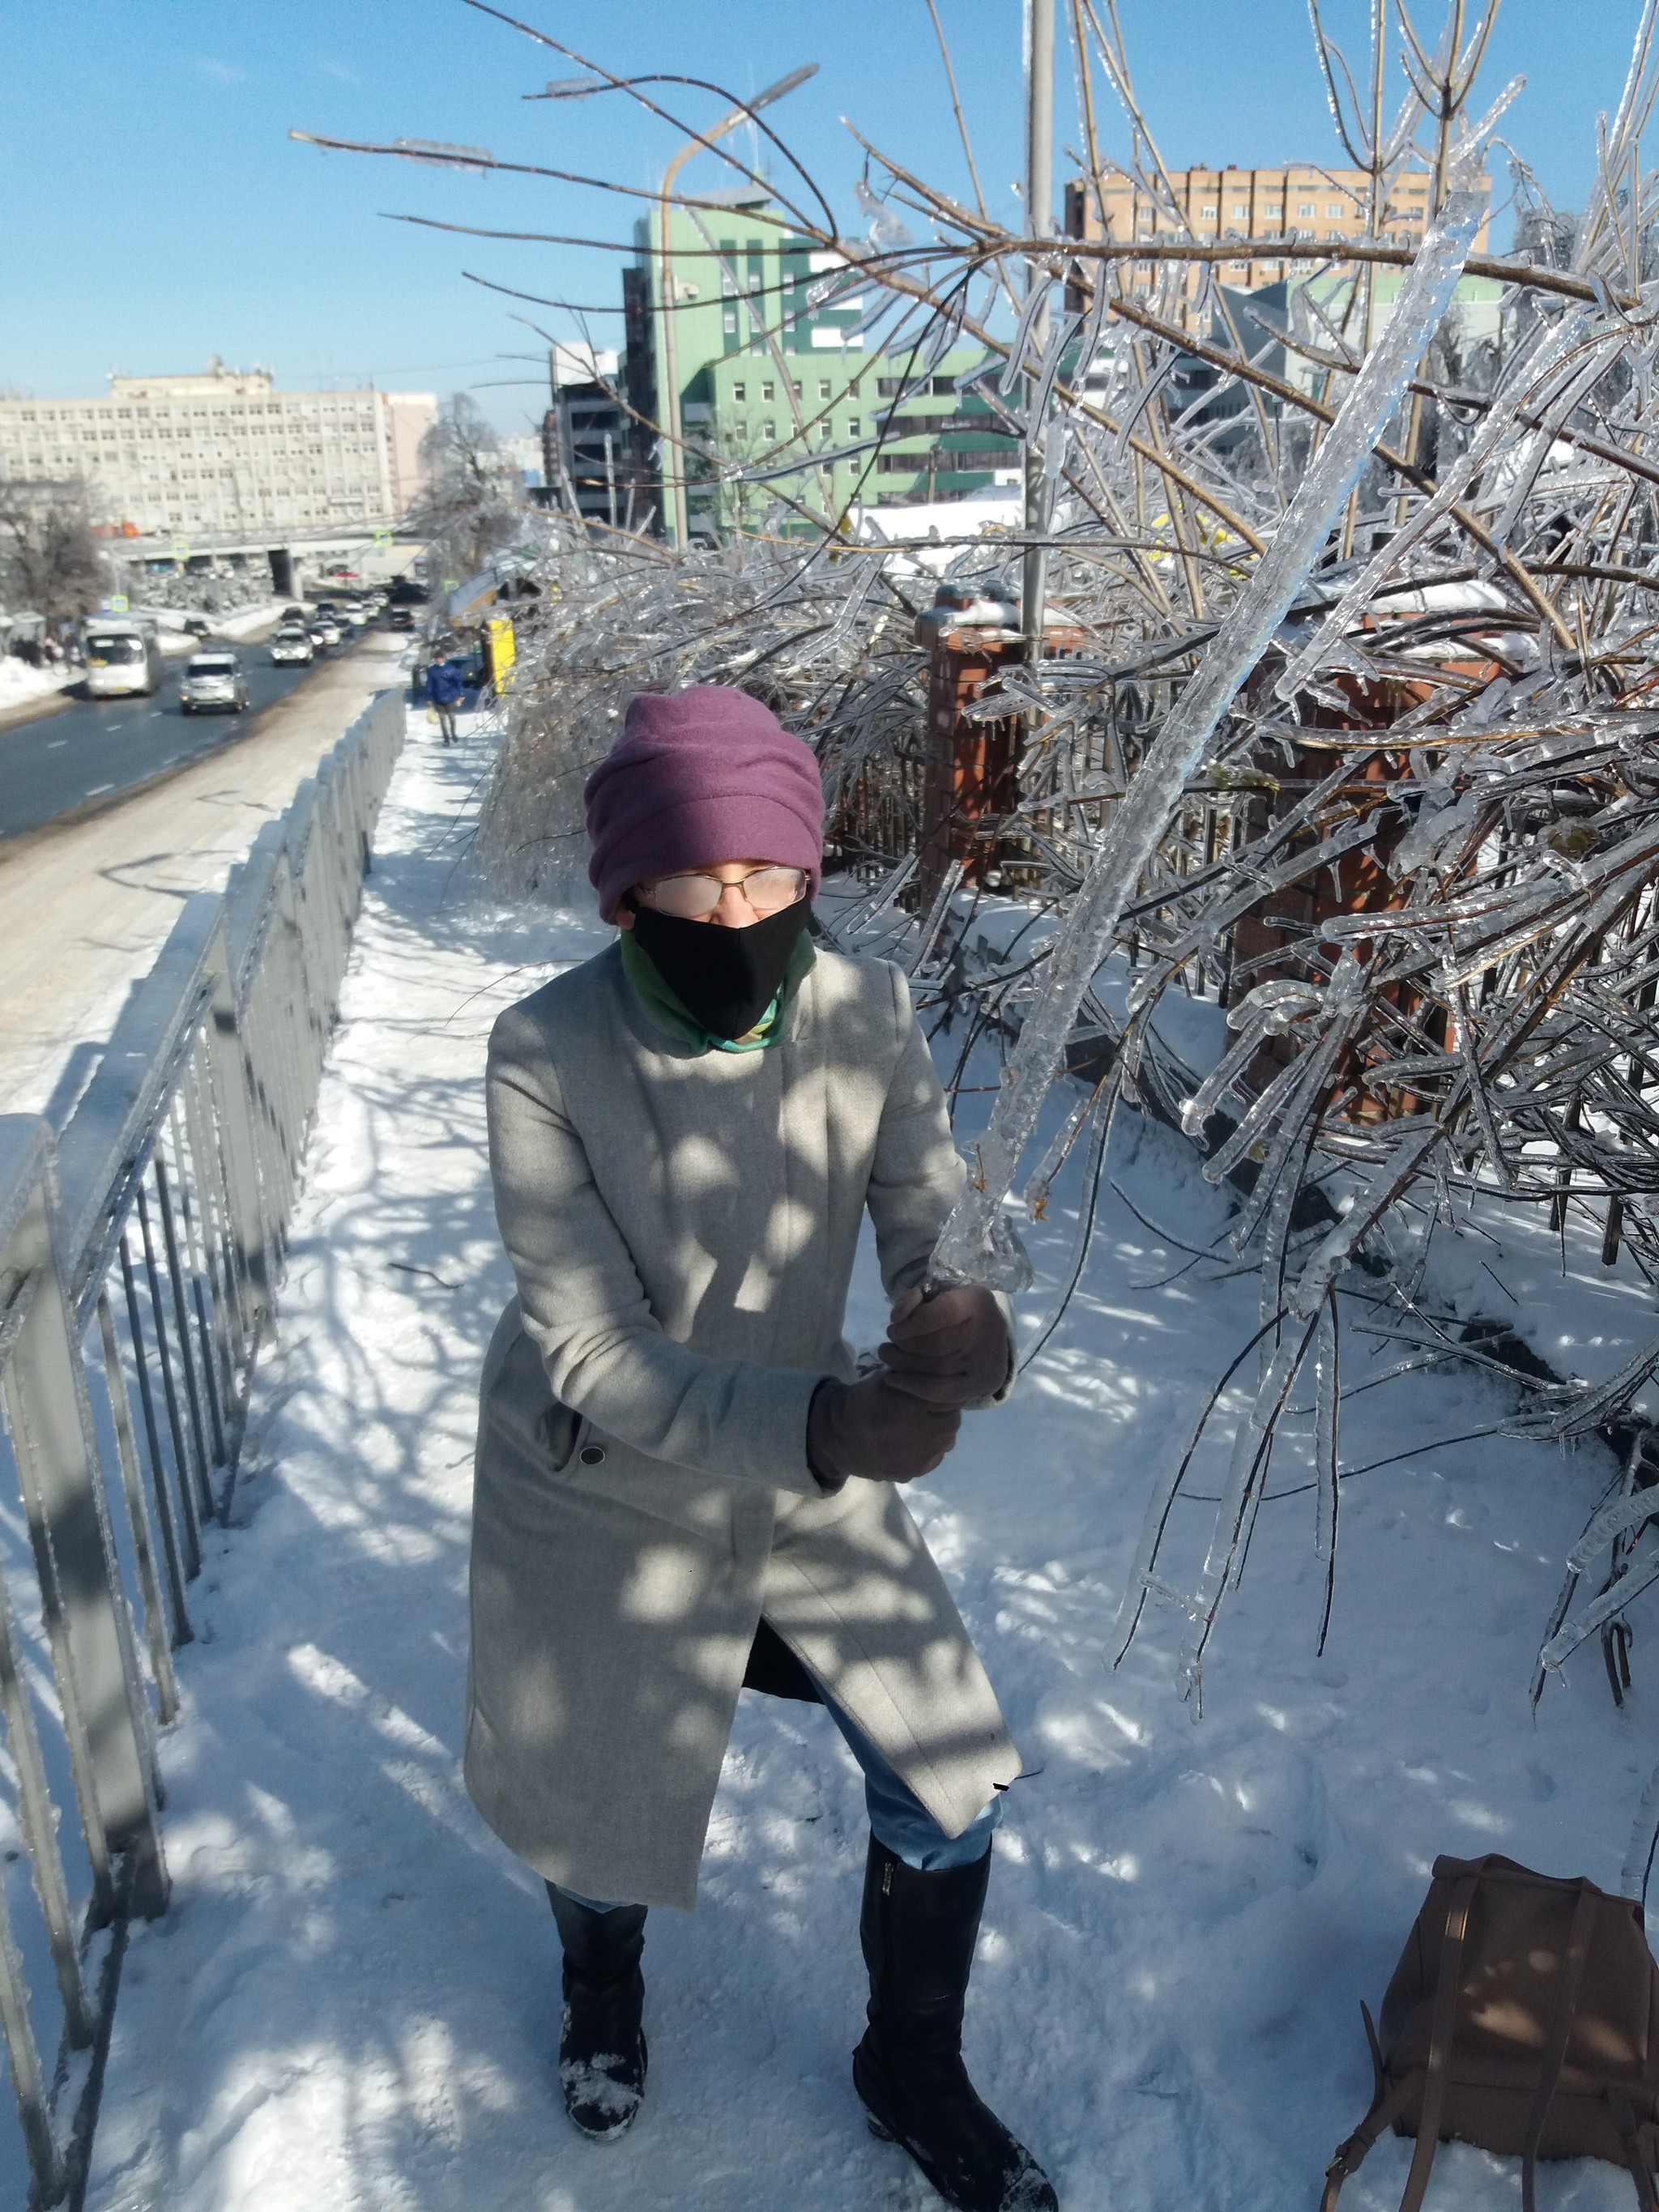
[761,381,774,401]
[1326,202,1346,217]
[818,379,831,399]
[791,380,802,396]
[732,383,745,402]
[1298,202,1314,217]
[762,420,775,440]
[1201,204,1217,218]
[1231,202,1247,217]
[932,375,956,394]
[848,417,861,437]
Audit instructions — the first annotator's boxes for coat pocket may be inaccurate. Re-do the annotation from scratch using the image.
[539,1399,582,1473]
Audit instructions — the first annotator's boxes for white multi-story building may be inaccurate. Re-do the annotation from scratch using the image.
[496,433,546,487]
[0,360,437,537]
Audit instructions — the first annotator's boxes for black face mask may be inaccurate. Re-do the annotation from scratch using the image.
[630,898,810,1042]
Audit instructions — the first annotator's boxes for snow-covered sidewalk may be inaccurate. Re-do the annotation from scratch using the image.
[87,715,1648,2211]
[0,654,78,719]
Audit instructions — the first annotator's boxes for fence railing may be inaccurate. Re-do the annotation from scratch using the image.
[0,686,404,2206]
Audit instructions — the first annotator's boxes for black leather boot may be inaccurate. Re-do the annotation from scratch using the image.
[852,1837,1058,2211]
[545,1885,648,2140]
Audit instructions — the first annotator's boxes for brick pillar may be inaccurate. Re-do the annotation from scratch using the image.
[919,628,1022,911]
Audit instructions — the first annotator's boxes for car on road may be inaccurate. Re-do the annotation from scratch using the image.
[179,650,251,714]
[309,617,342,648]
[182,616,211,640]
[387,606,416,631]
[269,626,314,666]
[279,605,309,624]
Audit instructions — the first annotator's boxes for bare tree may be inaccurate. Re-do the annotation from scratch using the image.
[0,476,104,626]
[305,2,1659,1730]
[416,392,524,582]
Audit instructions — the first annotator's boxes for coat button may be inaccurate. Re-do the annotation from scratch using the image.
[578,1443,607,1466]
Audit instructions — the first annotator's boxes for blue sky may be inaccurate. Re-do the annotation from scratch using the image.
[0,1,1645,433]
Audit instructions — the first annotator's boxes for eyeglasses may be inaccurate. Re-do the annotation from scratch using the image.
[638,865,808,920]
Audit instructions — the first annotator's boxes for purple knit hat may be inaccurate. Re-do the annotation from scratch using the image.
[584,686,824,920]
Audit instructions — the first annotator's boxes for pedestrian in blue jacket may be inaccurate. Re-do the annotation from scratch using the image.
[426,657,466,744]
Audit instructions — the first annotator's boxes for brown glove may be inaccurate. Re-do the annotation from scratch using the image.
[806,1374,961,1487]
[877,1285,1013,1408]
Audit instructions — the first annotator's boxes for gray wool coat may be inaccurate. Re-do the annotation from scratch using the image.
[466,939,1020,1910]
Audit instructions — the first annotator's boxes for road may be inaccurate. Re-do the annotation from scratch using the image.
[0,629,418,1120]
[0,624,385,843]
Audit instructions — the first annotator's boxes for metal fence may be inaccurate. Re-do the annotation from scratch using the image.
[0,686,404,2206]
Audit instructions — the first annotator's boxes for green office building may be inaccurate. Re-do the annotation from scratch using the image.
[625,190,1020,543]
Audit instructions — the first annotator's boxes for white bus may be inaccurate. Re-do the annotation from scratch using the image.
[82,616,161,698]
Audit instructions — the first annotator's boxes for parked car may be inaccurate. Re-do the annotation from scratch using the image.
[270,626,314,667]
[179,650,251,714]
[279,605,309,624]
[182,616,211,640]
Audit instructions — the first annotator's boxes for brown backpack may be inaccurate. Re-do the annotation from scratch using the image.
[1323,1854,1659,2212]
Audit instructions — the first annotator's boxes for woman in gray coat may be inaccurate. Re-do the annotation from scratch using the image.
[470,686,1057,2212]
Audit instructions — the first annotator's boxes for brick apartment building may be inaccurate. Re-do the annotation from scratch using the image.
[1064,164,1492,325]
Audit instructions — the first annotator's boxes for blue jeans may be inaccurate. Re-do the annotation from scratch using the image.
[557,1660,1000,1913]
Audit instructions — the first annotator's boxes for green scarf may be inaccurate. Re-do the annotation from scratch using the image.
[619,925,817,1054]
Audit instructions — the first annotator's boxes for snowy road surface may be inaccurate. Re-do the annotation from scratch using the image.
[72,714,1650,2210]
[0,619,368,843]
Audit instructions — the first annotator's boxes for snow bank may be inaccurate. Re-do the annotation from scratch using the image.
[210,599,287,642]
[0,655,75,715]
[78,706,1646,2212]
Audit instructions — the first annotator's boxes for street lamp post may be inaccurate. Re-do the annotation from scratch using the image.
[657,62,817,550]
[1021,0,1056,652]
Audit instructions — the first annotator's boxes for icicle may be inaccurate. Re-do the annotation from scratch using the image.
[928,146,1491,1292]
[1567,1483,1659,1568]
[1023,1085,1098,1221]
[1539,1548,1659,1673]
[1272,308,1594,702]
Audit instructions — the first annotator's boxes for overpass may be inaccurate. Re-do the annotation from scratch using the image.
[104,522,427,597]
